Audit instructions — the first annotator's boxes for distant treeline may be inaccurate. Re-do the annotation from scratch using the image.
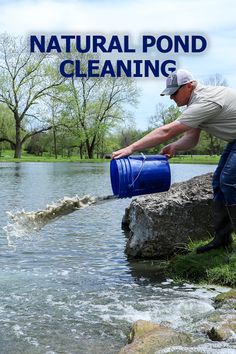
[0,33,227,159]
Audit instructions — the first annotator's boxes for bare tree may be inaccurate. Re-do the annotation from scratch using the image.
[201,73,228,155]
[149,103,181,128]
[65,68,139,158]
[0,33,64,158]
[203,73,228,87]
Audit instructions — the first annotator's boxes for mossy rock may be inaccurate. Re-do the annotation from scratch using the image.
[214,289,236,304]
[119,320,192,354]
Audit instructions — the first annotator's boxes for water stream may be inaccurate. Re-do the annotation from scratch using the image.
[0,162,235,353]
[4,194,116,247]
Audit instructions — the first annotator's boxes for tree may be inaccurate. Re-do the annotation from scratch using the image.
[0,103,16,149]
[149,103,181,128]
[25,133,44,156]
[199,73,228,155]
[40,84,67,159]
[0,33,64,158]
[203,73,228,87]
[116,127,143,149]
[63,53,139,158]
[198,131,225,155]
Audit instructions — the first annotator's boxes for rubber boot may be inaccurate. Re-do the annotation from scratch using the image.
[196,201,233,254]
[226,204,236,234]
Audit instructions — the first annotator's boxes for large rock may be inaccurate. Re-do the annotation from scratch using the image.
[122,173,214,259]
[118,320,192,354]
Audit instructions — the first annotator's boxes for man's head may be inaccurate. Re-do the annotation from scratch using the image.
[160,69,197,106]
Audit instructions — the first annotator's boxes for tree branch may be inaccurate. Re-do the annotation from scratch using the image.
[0,137,15,146]
[21,126,53,144]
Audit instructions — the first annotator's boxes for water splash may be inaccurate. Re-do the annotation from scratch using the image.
[4,194,117,247]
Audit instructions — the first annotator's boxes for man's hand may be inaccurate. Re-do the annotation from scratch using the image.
[160,143,176,158]
[111,146,134,159]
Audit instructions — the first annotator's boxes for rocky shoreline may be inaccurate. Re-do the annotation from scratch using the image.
[118,173,236,353]
[118,288,236,353]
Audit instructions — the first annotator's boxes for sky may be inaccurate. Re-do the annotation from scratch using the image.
[0,0,235,130]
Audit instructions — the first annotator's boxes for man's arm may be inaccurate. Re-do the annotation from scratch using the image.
[160,128,201,157]
[112,121,191,159]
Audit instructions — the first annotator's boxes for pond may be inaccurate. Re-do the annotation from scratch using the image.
[0,162,234,353]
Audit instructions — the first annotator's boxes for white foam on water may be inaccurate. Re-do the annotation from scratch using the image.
[3,195,99,247]
[157,342,236,353]
[12,324,24,338]
[75,285,216,332]
[101,298,214,329]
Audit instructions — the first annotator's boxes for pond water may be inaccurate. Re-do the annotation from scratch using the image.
[0,162,234,353]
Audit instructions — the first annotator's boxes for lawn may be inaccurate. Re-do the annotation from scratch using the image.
[168,238,236,287]
[0,150,219,164]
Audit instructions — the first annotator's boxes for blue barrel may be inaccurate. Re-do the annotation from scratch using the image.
[110,154,171,198]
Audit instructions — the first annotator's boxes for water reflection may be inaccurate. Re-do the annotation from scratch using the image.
[13,163,22,177]
[127,259,168,283]
[0,162,223,354]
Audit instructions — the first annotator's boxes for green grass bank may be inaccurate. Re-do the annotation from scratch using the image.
[139,238,236,288]
[170,154,219,164]
[168,237,236,288]
[0,150,219,164]
[0,150,107,163]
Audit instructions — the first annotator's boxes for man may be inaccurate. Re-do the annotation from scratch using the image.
[112,69,236,253]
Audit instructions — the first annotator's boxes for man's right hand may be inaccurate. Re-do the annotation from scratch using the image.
[160,143,176,158]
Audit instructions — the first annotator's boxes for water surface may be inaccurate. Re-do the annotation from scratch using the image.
[1,162,234,353]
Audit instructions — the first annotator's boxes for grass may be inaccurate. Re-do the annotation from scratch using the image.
[0,150,108,163]
[0,150,219,164]
[169,237,236,287]
[170,155,219,164]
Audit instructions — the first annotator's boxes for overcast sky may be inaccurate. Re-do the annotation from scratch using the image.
[0,0,235,129]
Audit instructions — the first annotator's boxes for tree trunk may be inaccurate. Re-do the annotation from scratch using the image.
[86,139,93,159]
[67,147,72,157]
[79,144,83,159]
[86,136,97,159]
[87,151,93,159]
[53,127,57,159]
[14,120,22,158]
[87,146,94,159]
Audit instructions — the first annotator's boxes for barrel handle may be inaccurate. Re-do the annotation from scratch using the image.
[128,153,146,189]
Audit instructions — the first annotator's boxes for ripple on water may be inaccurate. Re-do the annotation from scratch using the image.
[0,162,232,354]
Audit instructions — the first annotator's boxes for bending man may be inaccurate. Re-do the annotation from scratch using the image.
[112,69,236,253]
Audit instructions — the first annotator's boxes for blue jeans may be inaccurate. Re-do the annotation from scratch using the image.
[213,140,236,205]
